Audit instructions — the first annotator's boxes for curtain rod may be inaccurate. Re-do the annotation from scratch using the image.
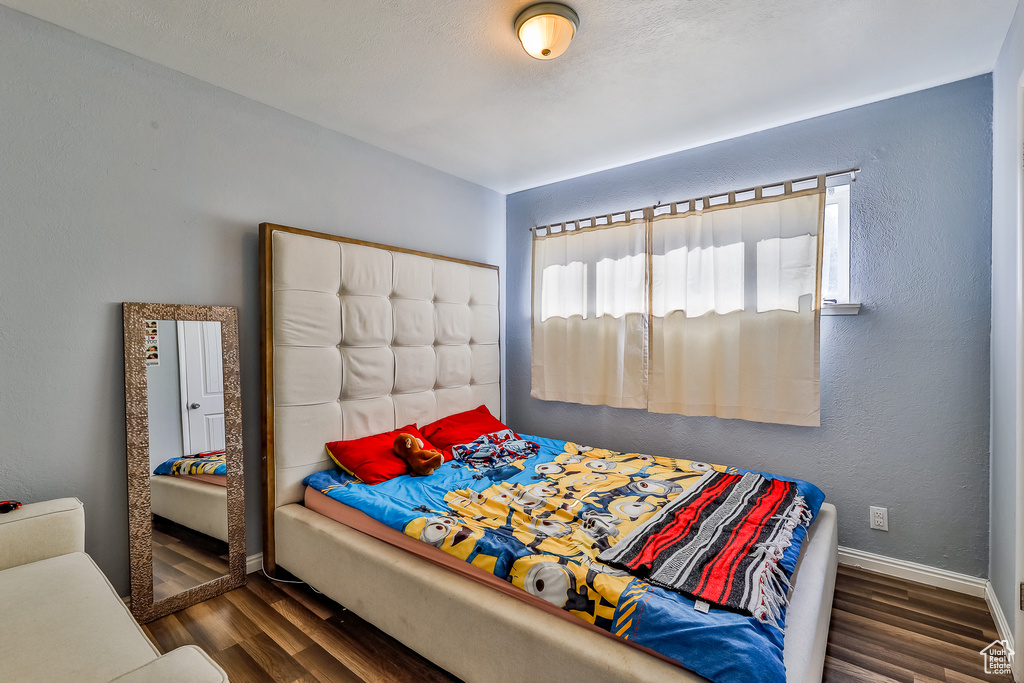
[529,168,860,234]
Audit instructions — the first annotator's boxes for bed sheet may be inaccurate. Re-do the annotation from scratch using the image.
[304,435,825,683]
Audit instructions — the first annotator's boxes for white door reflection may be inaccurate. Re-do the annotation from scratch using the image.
[179,321,225,454]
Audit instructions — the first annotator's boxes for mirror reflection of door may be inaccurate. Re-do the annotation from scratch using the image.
[178,321,225,455]
[146,320,230,603]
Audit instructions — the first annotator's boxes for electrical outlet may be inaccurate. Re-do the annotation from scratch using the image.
[869,506,888,531]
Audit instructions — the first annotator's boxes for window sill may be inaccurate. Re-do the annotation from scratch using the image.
[821,303,861,316]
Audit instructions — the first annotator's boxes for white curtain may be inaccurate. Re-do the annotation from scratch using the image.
[531,217,648,408]
[648,191,824,426]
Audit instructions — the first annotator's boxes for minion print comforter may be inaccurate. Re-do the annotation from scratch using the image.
[153,450,226,476]
[304,435,825,683]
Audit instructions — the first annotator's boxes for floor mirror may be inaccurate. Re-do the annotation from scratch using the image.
[122,302,246,623]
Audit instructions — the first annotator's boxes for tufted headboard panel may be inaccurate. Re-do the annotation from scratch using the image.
[263,225,501,504]
[260,225,500,567]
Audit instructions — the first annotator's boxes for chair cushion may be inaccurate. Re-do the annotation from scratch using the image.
[0,552,159,682]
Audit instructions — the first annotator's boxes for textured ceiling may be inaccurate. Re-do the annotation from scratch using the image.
[3,0,1017,193]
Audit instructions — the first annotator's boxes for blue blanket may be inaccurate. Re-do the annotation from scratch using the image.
[305,435,824,683]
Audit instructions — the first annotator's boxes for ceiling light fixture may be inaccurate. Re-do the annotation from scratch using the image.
[515,3,579,61]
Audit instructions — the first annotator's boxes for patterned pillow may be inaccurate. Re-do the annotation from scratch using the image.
[419,405,509,460]
[451,430,539,469]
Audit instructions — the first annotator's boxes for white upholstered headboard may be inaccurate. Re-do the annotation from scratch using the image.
[260,224,500,569]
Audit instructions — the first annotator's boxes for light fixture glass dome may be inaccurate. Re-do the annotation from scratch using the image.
[515,3,579,60]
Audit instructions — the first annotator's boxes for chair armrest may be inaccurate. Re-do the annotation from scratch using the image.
[0,498,85,571]
[109,646,228,683]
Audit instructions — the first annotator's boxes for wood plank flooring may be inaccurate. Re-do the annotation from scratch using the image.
[144,571,457,683]
[142,565,1013,682]
[824,565,1012,683]
[151,515,230,602]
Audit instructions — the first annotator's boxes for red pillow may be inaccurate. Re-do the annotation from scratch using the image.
[325,425,437,485]
[419,405,509,459]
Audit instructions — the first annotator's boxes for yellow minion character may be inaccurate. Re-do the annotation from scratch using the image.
[511,555,626,627]
[444,486,533,537]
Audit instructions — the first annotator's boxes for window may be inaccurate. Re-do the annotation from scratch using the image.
[821,183,854,311]
[595,253,646,317]
[533,187,829,425]
[540,262,586,321]
[532,172,858,424]
[755,234,817,313]
[652,241,745,317]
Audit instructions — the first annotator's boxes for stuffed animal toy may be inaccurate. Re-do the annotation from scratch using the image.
[393,433,443,476]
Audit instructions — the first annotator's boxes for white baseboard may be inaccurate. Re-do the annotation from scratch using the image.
[246,552,264,575]
[838,546,987,597]
[985,581,1015,654]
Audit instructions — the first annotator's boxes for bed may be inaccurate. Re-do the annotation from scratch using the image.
[259,223,838,683]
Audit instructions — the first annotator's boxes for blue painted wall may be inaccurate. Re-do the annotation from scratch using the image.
[0,6,506,594]
[506,76,993,576]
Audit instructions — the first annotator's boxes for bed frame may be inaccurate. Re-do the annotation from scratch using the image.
[259,223,838,682]
[150,475,228,543]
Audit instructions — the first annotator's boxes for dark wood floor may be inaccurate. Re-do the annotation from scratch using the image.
[144,571,457,683]
[151,515,230,602]
[142,565,1012,682]
[824,565,1012,683]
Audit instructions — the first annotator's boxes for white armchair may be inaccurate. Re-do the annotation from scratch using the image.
[0,498,228,682]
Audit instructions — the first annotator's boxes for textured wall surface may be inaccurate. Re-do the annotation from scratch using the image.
[990,0,1024,638]
[507,77,993,576]
[0,6,505,594]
